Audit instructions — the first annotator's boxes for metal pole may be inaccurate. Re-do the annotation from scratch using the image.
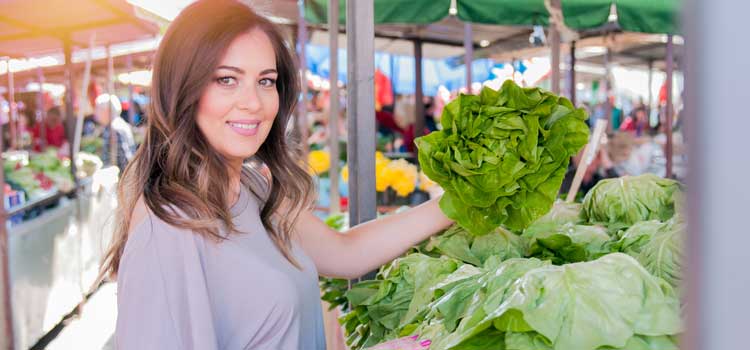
[685,1,750,349]
[550,29,561,94]
[126,54,135,125]
[463,23,473,93]
[107,46,117,168]
[63,40,78,183]
[346,0,376,226]
[665,35,674,178]
[647,60,654,112]
[569,40,577,105]
[297,0,310,155]
[328,0,340,213]
[604,48,612,133]
[7,66,17,150]
[0,103,13,350]
[36,66,47,150]
[414,39,425,141]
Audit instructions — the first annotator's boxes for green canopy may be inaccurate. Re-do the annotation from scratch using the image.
[303,0,451,25]
[561,0,613,30]
[456,0,550,26]
[616,0,680,34]
[303,0,679,34]
[456,0,679,34]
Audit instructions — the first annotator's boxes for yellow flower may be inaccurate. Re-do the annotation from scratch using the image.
[375,152,392,192]
[341,164,349,183]
[308,150,331,175]
[384,158,418,197]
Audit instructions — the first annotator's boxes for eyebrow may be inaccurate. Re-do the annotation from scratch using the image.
[216,65,277,75]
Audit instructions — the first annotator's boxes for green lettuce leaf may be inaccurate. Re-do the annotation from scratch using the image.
[616,218,685,288]
[434,253,682,350]
[582,174,681,230]
[417,80,589,234]
[424,224,525,266]
[523,223,611,264]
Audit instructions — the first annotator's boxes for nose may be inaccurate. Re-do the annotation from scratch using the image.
[236,84,262,112]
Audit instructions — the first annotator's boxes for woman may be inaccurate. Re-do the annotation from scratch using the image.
[98,1,452,349]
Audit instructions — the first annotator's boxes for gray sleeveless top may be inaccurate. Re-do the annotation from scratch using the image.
[115,186,326,350]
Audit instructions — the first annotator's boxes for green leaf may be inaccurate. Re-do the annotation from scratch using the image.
[435,254,682,350]
[616,218,685,288]
[582,174,682,230]
[417,80,589,234]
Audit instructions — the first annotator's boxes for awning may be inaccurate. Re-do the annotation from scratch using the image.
[0,0,159,58]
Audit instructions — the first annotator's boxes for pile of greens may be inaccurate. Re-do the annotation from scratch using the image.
[416,80,589,235]
[337,181,685,349]
[330,86,685,350]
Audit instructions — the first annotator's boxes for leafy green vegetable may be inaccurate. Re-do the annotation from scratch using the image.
[423,224,525,266]
[582,174,681,230]
[320,213,350,311]
[522,200,582,236]
[523,223,611,264]
[28,148,61,172]
[615,218,685,288]
[341,254,461,348]
[416,80,589,234]
[432,253,682,350]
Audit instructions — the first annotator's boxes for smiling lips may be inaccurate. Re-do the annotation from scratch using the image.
[227,120,260,136]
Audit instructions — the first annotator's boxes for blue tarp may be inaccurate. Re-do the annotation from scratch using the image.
[305,44,496,96]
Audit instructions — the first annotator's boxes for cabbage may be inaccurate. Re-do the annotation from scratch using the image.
[582,174,681,230]
[416,80,589,235]
[523,223,611,264]
[615,218,685,288]
[430,254,682,350]
[341,254,461,349]
[422,224,525,266]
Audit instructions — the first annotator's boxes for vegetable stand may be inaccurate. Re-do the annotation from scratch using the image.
[0,1,158,349]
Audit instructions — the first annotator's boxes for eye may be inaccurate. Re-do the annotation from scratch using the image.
[259,78,277,88]
[216,76,238,86]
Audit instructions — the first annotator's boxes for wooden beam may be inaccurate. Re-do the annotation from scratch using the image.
[0,18,126,44]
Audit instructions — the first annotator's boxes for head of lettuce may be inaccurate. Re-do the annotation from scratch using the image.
[416,80,589,235]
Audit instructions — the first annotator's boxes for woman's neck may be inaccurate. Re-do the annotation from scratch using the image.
[227,162,243,206]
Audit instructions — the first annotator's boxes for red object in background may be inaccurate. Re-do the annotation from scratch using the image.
[375,69,394,109]
[340,196,348,211]
[30,123,67,151]
[659,82,668,105]
[88,81,102,109]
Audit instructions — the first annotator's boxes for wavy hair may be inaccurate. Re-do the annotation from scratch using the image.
[98,0,314,280]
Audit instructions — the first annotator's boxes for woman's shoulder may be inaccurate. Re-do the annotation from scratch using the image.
[123,197,202,262]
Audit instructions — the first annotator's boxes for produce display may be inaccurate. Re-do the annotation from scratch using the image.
[339,187,685,350]
[582,174,681,230]
[416,80,589,235]
[330,85,685,350]
[3,149,102,201]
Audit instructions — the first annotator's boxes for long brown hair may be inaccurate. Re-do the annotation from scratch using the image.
[98,0,314,280]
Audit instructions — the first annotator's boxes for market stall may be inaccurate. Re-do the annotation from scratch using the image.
[0,1,158,348]
[300,1,683,349]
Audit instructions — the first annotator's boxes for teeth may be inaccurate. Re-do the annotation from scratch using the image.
[228,122,259,130]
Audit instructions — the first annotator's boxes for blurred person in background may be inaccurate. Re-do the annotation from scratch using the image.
[31,106,69,153]
[95,94,136,171]
[560,136,621,196]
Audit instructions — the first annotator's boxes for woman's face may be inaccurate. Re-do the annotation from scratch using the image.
[196,28,279,166]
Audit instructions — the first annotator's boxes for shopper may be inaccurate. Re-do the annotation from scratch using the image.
[95,94,136,171]
[97,1,453,349]
[30,106,68,152]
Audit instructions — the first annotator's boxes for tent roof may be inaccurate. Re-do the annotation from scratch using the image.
[0,0,159,58]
